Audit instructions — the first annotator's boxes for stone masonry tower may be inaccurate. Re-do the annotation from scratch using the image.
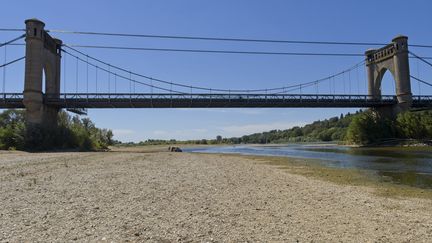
[23,18,62,126]
[365,35,412,114]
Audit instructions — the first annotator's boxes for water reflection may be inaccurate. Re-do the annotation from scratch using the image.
[184,144,432,189]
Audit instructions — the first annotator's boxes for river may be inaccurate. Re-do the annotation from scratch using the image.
[184,144,432,189]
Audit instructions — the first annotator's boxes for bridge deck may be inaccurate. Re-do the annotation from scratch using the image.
[1,93,432,109]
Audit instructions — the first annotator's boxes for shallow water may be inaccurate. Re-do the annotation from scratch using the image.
[184,144,432,189]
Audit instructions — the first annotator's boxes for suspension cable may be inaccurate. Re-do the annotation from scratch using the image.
[3,41,432,59]
[0,56,25,68]
[410,75,432,87]
[0,34,25,48]
[409,51,432,68]
[63,44,365,57]
[0,28,25,32]
[43,29,432,48]
[3,27,432,49]
[63,45,365,94]
[62,49,187,94]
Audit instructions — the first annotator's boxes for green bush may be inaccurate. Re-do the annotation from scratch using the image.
[0,109,113,151]
[396,111,432,139]
[345,111,396,145]
[0,110,26,150]
[345,110,432,146]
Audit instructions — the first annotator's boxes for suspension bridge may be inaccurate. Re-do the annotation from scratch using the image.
[1,19,432,125]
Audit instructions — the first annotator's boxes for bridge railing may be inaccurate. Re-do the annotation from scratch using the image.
[43,93,401,102]
[412,95,432,102]
[1,93,431,109]
[1,93,430,102]
[1,93,23,100]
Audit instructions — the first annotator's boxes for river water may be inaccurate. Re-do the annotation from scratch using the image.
[184,144,432,189]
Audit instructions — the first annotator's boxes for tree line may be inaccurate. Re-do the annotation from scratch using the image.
[346,110,432,145]
[3,108,429,150]
[0,109,114,151]
[123,110,432,147]
[232,110,432,146]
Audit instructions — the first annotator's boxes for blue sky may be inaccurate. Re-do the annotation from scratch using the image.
[1,0,432,141]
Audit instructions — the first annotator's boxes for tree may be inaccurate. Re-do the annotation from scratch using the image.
[396,111,432,139]
[346,111,395,145]
[0,110,26,150]
[0,109,114,151]
[216,135,222,143]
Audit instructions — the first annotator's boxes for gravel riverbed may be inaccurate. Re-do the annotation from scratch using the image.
[1,150,432,242]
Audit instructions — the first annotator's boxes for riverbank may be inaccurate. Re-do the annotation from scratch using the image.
[248,154,432,199]
[1,149,432,241]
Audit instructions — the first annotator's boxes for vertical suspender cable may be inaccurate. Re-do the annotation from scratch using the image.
[108,65,111,93]
[150,77,153,94]
[332,76,335,94]
[2,44,6,93]
[342,72,345,94]
[348,71,351,94]
[63,52,66,94]
[364,65,367,95]
[334,76,336,94]
[75,57,78,93]
[333,76,336,94]
[417,59,421,95]
[356,65,360,95]
[129,71,132,93]
[170,82,173,107]
[190,86,193,107]
[95,66,98,94]
[133,73,136,93]
[330,77,334,94]
[129,72,132,99]
[86,55,89,94]
[114,74,117,93]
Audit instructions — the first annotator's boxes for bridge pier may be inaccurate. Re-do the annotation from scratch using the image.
[365,35,412,117]
[23,19,62,126]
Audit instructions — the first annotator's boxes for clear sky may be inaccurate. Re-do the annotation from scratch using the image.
[1,0,432,142]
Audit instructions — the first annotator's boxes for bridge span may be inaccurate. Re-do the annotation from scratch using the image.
[1,93,431,109]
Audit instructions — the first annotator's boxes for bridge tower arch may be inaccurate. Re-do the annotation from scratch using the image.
[365,35,412,114]
[23,18,62,126]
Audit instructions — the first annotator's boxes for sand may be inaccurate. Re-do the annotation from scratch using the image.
[1,149,432,242]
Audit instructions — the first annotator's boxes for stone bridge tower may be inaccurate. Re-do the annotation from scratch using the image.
[365,35,412,115]
[23,18,62,126]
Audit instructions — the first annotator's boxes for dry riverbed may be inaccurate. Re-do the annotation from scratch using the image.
[1,148,432,242]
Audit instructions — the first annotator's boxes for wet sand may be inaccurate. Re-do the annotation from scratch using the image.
[1,149,432,242]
